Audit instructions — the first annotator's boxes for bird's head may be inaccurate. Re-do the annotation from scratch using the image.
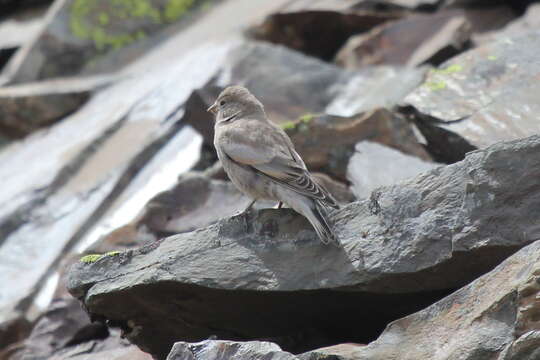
[207,86,265,122]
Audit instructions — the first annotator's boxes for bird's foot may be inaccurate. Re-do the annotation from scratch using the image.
[232,199,256,217]
[274,201,283,209]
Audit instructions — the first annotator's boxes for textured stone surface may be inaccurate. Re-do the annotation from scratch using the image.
[0,75,115,138]
[250,10,396,61]
[282,109,431,181]
[348,239,540,360]
[2,0,217,83]
[347,141,440,199]
[68,135,540,359]
[404,30,540,148]
[335,10,471,67]
[166,340,297,360]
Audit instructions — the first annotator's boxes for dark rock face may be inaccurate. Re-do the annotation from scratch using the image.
[335,10,471,68]
[67,135,540,359]
[346,239,540,360]
[0,75,114,138]
[250,10,397,61]
[404,30,540,148]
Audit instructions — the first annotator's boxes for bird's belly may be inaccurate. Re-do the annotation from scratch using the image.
[223,159,277,201]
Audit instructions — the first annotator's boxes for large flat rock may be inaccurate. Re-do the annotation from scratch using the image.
[404,30,540,148]
[68,135,540,359]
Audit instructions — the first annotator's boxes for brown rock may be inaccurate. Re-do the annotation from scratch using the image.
[0,75,115,138]
[250,10,398,61]
[283,109,431,180]
[335,10,471,68]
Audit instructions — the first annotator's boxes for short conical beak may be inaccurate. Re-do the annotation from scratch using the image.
[207,102,218,114]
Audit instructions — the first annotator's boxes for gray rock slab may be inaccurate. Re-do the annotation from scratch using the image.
[348,239,540,360]
[347,141,440,199]
[166,340,297,360]
[68,135,540,358]
[404,30,540,148]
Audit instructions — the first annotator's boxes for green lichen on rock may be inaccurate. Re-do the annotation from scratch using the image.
[299,113,315,123]
[80,251,122,264]
[425,80,447,91]
[164,0,195,22]
[69,0,199,51]
[431,64,463,75]
[280,121,296,130]
[80,254,103,263]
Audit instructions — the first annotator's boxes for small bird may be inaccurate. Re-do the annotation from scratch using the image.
[208,86,340,244]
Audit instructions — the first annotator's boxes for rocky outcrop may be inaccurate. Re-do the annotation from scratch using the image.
[250,10,397,61]
[0,75,115,138]
[68,135,540,359]
[347,141,440,198]
[404,30,540,148]
[339,239,540,360]
[2,0,217,83]
[163,239,540,360]
[335,10,471,68]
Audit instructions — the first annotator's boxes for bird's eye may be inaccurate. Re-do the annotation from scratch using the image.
[220,100,226,106]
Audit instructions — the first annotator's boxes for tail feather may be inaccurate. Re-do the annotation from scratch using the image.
[310,203,339,245]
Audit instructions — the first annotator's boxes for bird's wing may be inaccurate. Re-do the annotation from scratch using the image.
[221,121,338,208]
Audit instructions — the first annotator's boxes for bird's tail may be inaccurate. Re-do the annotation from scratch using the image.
[309,203,339,245]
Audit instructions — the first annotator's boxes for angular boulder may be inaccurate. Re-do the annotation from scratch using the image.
[347,239,540,360]
[68,135,540,359]
[335,10,471,68]
[404,30,540,148]
[166,340,296,360]
[0,75,115,138]
[347,141,440,199]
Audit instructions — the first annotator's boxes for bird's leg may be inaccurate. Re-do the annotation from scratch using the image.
[275,201,283,209]
[234,199,256,217]
[244,199,256,212]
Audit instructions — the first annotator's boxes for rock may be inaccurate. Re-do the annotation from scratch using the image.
[282,109,431,180]
[0,0,294,335]
[1,0,216,83]
[404,30,540,148]
[482,3,540,41]
[299,343,365,360]
[463,5,517,45]
[166,340,297,360]
[68,135,540,359]
[347,141,440,199]
[218,42,426,123]
[0,1,52,17]
[138,172,256,235]
[347,239,540,360]
[0,75,115,138]
[0,312,32,358]
[250,10,397,61]
[0,8,45,71]
[335,10,471,68]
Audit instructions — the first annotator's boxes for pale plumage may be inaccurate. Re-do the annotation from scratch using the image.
[209,86,339,244]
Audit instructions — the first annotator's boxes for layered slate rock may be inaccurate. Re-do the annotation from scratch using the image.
[335,10,471,68]
[347,239,540,360]
[68,135,540,359]
[250,10,397,61]
[2,0,217,83]
[282,109,430,181]
[167,340,297,360]
[404,30,540,148]
[0,75,114,138]
[347,141,440,199]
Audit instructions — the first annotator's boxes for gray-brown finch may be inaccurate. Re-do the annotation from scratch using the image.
[208,86,339,244]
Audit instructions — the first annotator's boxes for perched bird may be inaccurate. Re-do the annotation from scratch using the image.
[208,86,339,244]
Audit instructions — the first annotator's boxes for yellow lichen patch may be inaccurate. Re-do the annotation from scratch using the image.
[487,55,497,61]
[431,64,463,75]
[280,121,297,130]
[299,113,315,123]
[424,80,447,91]
[105,251,121,257]
[80,254,103,263]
